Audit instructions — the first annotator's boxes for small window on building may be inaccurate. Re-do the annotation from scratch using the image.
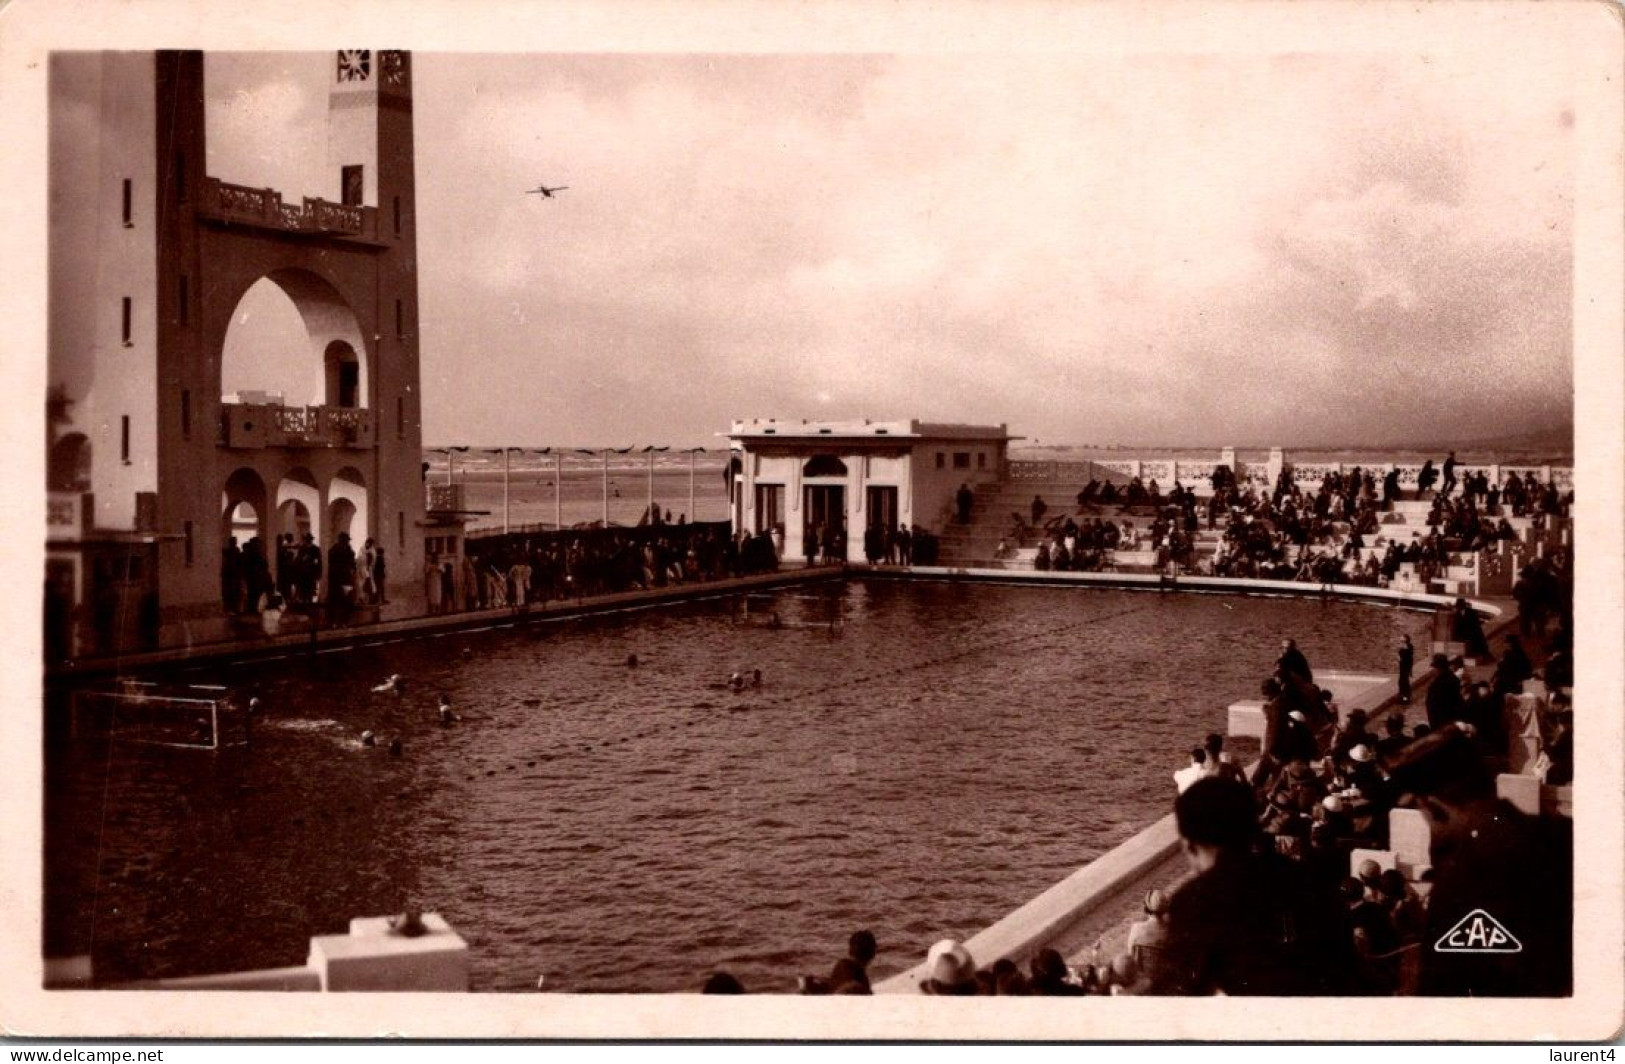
[953,452,971,469]
[122,179,133,227]
[121,297,132,345]
[393,195,402,236]
[426,536,440,555]
[120,415,131,463]
[395,299,404,338]
[977,452,987,470]
[398,512,406,550]
[184,520,194,565]
[181,389,191,439]
[935,452,945,470]
[396,395,405,440]
[178,275,189,326]
[342,165,364,207]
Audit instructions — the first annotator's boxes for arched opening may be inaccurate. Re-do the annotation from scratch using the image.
[802,455,848,478]
[326,466,369,554]
[48,433,92,492]
[328,497,358,544]
[325,340,361,409]
[221,269,369,411]
[220,468,269,613]
[275,467,322,546]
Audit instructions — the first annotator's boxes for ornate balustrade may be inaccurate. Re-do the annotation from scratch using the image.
[199,178,379,242]
[220,403,375,450]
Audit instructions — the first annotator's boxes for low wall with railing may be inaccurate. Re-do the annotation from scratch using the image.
[1007,453,1573,498]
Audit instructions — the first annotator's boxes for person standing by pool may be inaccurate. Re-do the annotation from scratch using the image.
[956,482,973,523]
[1397,634,1415,704]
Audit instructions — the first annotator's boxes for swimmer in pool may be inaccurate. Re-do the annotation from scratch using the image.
[372,673,406,695]
[626,653,639,668]
[751,669,762,688]
[388,738,403,757]
[438,696,458,725]
[361,730,377,747]
[728,671,745,691]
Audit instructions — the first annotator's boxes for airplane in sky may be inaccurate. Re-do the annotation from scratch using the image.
[526,184,569,198]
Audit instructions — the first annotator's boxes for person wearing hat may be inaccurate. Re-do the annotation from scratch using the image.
[1147,777,1355,995]
[1375,713,1411,764]
[326,530,358,626]
[1425,652,1466,730]
[1384,725,1572,996]
[919,939,980,995]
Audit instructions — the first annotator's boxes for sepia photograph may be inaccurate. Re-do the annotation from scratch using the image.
[3,0,1622,1044]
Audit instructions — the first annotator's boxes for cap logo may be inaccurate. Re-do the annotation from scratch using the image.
[1434,908,1522,953]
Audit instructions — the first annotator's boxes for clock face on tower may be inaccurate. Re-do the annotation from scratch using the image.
[337,49,372,83]
[381,50,409,88]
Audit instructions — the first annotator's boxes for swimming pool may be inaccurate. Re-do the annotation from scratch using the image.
[45,581,1430,991]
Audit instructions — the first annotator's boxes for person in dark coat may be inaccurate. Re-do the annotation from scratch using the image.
[956,483,974,524]
[1492,634,1532,696]
[1277,638,1313,684]
[1386,727,1572,996]
[1397,634,1415,704]
[326,532,357,625]
[1148,777,1356,996]
[1425,653,1466,730]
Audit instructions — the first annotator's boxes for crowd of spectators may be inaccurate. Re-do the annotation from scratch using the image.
[1008,458,1576,589]
[697,594,1574,997]
[444,522,759,610]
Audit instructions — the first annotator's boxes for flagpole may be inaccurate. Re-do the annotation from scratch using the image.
[554,453,563,532]
[647,449,655,522]
[503,447,511,535]
[602,451,610,527]
[688,450,697,523]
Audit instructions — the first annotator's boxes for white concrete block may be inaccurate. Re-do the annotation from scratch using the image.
[1388,807,1432,870]
[309,912,469,992]
[1497,773,1541,815]
[1228,701,1265,740]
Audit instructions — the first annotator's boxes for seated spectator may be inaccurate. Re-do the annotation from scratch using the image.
[1029,947,1085,996]
[1174,747,1208,793]
[1127,888,1172,970]
[1147,777,1356,995]
[1375,713,1411,764]
[920,939,980,995]
[822,929,877,993]
[702,971,746,994]
[1385,726,1573,996]
[1202,733,1246,783]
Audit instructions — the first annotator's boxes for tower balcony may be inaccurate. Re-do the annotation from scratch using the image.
[219,403,376,451]
[197,178,388,247]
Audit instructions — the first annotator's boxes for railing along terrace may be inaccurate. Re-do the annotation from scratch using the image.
[220,403,375,449]
[200,178,374,240]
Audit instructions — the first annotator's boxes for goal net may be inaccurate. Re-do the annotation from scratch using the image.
[70,682,247,750]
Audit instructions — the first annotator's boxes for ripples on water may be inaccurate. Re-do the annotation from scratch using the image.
[45,583,1430,992]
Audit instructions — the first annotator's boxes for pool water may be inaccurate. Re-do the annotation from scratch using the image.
[45,581,1429,991]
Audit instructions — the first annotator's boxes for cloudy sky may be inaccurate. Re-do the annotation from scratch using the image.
[207,42,1576,449]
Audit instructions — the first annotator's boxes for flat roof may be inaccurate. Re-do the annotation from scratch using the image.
[728,418,1015,442]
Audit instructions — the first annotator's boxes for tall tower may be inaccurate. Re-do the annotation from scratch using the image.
[323,49,426,610]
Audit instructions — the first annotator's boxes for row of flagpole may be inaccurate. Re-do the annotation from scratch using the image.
[429,445,713,534]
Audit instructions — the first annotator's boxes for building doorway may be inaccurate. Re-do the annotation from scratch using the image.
[803,484,846,564]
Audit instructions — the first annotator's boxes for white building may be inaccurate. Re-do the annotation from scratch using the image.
[727,418,1014,563]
